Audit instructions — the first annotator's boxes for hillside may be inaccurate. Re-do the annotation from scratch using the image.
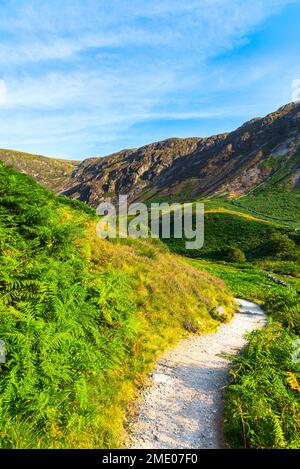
[1,102,299,208]
[0,161,234,448]
[0,149,78,193]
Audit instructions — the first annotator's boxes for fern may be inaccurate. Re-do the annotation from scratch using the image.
[286,372,300,392]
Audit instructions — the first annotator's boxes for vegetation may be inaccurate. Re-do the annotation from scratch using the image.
[224,290,300,449]
[189,258,300,449]
[228,150,300,228]
[233,190,300,227]
[263,232,299,260]
[163,210,299,262]
[0,162,234,448]
[189,260,286,303]
[0,148,77,193]
[223,246,246,263]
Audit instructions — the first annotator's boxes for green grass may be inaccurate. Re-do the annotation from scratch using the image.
[187,260,287,302]
[0,162,234,448]
[163,210,299,261]
[224,323,300,448]
[253,260,300,278]
[233,190,300,227]
[228,150,300,227]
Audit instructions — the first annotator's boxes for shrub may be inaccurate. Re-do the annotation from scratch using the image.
[264,232,299,260]
[264,290,300,334]
[223,246,246,263]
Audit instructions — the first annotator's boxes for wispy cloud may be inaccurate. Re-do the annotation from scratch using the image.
[0,0,298,157]
[0,0,295,64]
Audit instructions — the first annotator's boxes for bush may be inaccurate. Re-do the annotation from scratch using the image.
[223,246,246,263]
[264,290,300,334]
[264,232,299,260]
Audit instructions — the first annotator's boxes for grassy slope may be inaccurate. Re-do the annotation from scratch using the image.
[0,149,77,193]
[163,209,298,261]
[208,150,300,228]
[0,162,234,448]
[232,191,300,227]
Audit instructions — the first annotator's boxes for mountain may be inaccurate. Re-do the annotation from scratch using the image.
[1,102,300,207]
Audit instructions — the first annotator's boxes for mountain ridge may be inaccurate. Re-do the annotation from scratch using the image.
[1,102,300,207]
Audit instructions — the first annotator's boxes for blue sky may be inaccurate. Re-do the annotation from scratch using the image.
[0,0,300,160]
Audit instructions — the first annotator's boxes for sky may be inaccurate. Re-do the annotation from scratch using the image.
[0,0,300,160]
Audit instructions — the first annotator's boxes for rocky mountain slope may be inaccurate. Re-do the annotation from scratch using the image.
[1,102,300,207]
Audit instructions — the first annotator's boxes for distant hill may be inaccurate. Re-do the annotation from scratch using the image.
[1,102,300,207]
[0,149,78,193]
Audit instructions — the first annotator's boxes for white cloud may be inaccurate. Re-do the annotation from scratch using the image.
[5,65,176,114]
[0,0,297,157]
[0,0,295,64]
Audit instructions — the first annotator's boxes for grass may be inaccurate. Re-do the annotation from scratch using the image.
[233,190,300,227]
[162,210,299,261]
[226,150,300,227]
[0,162,235,448]
[187,260,287,302]
[0,148,77,193]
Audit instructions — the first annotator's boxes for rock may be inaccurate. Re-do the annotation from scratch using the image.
[209,306,227,321]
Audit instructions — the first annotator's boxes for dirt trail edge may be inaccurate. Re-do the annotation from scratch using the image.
[130,298,266,449]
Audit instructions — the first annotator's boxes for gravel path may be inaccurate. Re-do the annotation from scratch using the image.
[130,299,266,449]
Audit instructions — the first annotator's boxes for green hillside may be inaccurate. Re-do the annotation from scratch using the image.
[220,150,300,227]
[0,162,234,448]
[0,149,77,193]
[163,210,299,262]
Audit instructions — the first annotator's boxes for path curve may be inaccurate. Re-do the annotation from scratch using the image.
[130,299,266,449]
